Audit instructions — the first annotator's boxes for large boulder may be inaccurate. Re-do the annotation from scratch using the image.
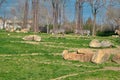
[89,39,114,48]
[101,40,113,48]
[23,35,41,42]
[81,53,93,62]
[91,49,110,64]
[62,50,78,61]
[62,50,93,62]
[33,35,41,42]
[112,54,120,64]
[77,49,95,62]
[77,48,97,54]
[89,39,101,48]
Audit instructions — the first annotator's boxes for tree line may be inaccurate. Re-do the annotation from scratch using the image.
[0,0,120,36]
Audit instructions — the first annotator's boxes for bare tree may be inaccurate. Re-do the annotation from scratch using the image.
[102,0,120,31]
[106,7,120,30]
[23,0,29,29]
[44,0,69,34]
[9,0,27,27]
[58,0,68,26]
[32,0,39,32]
[88,0,106,36]
[0,0,6,29]
[51,0,60,33]
[2,10,6,29]
[75,0,85,34]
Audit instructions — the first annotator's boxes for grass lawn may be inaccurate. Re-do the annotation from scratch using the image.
[0,31,120,80]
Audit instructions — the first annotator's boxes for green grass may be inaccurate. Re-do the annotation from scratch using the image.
[0,31,120,80]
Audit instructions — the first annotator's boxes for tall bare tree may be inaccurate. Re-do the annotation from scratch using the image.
[23,0,29,29]
[88,0,106,36]
[0,0,6,29]
[44,0,69,33]
[75,0,85,34]
[106,7,120,30]
[32,0,39,32]
[51,0,59,33]
[58,0,68,26]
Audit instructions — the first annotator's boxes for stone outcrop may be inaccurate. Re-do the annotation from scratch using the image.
[62,50,93,62]
[23,35,41,42]
[62,47,120,64]
[89,39,114,48]
[112,54,120,64]
[77,48,97,54]
[91,50,110,64]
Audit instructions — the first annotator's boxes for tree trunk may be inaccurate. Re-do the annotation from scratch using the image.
[23,0,28,29]
[52,1,59,33]
[53,6,57,32]
[75,1,83,34]
[3,11,6,29]
[32,0,39,33]
[92,14,96,36]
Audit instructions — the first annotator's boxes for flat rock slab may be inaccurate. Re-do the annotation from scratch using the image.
[77,48,97,54]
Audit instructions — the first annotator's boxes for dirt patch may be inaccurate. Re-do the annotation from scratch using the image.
[22,41,39,45]
[10,41,39,45]
[103,67,120,71]
[0,53,42,57]
[50,73,78,80]
[50,67,120,80]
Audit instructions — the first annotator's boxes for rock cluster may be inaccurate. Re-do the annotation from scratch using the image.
[62,49,120,64]
[62,49,94,62]
[89,39,113,48]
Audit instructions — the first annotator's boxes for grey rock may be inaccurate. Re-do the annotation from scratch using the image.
[101,40,113,48]
[89,39,101,48]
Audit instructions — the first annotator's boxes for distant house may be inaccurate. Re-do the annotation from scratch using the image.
[0,17,32,31]
[6,19,32,30]
[0,18,7,29]
[0,18,3,29]
[6,20,22,30]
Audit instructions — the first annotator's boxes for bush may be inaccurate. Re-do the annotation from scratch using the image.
[65,30,74,34]
[96,31,115,36]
